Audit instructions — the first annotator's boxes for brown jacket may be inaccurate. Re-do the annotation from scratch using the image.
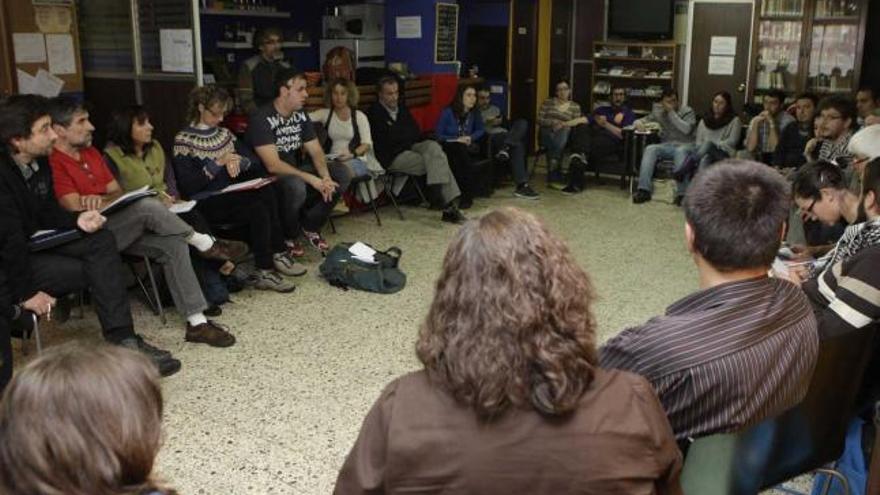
[335,369,683,495]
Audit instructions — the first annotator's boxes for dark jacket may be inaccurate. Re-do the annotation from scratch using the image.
[366,102,422,168]
[774,121,811,169]
[0,149,78,302]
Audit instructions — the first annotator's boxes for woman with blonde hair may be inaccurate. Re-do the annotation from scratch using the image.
[0,343,176,495]
[308,78,384,203]
[335,207,682,494]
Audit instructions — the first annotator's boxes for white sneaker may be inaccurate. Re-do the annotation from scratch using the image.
[273,252,307,277]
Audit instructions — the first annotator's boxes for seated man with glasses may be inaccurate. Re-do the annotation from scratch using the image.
[238,27,294,113]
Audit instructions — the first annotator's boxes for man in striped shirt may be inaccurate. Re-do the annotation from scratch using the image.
[601,160,819,442]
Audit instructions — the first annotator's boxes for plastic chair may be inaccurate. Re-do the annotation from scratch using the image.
[681,324,877,495]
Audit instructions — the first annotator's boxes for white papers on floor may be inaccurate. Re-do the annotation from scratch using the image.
[348,242,377,264]
[169,200,197,213]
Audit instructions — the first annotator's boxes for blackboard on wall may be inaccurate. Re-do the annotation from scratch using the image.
[435,3,458,63]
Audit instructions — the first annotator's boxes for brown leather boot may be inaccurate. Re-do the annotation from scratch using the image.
[185,320,236,347]
[198,239,249,262]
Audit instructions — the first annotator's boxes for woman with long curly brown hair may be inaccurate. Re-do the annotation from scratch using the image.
[335,207,682,495]
[0,343,177,495]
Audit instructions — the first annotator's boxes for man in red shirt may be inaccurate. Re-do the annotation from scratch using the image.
[48,98,237,348]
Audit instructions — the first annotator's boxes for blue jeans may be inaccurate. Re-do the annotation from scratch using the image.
[637,142,691,194]
[490,118,529,185]
[539,126,571,164]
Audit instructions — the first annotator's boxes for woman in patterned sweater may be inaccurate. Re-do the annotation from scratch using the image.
[172,85,301,293]
[537,78,588,184]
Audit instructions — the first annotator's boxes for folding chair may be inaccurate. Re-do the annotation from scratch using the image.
[122,253,166,324]
[681,324,878,495]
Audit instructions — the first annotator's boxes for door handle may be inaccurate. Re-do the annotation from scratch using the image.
[737,83,746,93]
[525,78,535,84]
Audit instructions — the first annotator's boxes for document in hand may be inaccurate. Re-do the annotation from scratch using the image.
[28,228,82,252]
[217,177,277,194]
[169,200,197,214]
[100,185,157,216]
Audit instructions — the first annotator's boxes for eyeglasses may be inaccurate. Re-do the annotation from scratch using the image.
[803,198,817,215]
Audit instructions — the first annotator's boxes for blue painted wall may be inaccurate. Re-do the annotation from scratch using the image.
[384,0,459,74]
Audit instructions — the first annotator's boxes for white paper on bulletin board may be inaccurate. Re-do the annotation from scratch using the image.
[396,16,422,39]
[708,55,735,75]
[159,29,194,73]
[46,34,76,74]
[710,36,737,56]
[12,33,46,63]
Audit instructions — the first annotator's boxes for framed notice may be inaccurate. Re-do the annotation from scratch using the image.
[434,3,458,63]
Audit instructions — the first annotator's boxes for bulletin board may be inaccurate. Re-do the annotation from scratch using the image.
[435,3,459,64]
[5,0,83,95]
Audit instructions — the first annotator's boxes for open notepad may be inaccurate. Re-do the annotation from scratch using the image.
[191,177,278,200]
[100,185,157,216]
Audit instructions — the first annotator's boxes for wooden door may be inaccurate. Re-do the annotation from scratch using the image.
[0,3,12,97]
[686,2,754,115]
[510,0,538,150]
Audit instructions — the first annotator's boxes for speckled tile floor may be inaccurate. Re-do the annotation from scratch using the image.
[11,175,813,494]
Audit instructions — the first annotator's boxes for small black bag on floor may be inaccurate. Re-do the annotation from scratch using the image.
[319,243,406,294]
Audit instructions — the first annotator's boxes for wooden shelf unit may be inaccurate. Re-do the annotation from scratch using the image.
[750,0,867,103]
[590,41,677,114]
[200,9,290,19]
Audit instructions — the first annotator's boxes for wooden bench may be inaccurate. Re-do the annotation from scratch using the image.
[305,78,433,112]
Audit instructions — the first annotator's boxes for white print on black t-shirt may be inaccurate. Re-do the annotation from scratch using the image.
[267,112,309,153]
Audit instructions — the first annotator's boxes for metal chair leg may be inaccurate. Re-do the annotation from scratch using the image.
[329,216,337,234]
[141,256,166,325]
[385,175,405,220]
[364,180,382,226]
[816,467,850,495]
[412,179,428,206]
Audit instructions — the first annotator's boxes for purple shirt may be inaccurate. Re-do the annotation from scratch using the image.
[592,105,636,141]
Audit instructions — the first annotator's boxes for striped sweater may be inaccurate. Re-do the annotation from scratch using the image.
[803,244,880,339]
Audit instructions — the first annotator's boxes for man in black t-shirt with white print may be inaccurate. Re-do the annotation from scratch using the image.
[248,68,351,254]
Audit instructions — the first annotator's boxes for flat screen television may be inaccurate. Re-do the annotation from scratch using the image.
[608,0,674,40]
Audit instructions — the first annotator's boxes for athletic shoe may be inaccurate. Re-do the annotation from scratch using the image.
[514,184,540,200]
[284,239,306,258]
[251,269,297,293]
[273,252,307,277]
[302,229,329,253]
[495,146,511,162]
